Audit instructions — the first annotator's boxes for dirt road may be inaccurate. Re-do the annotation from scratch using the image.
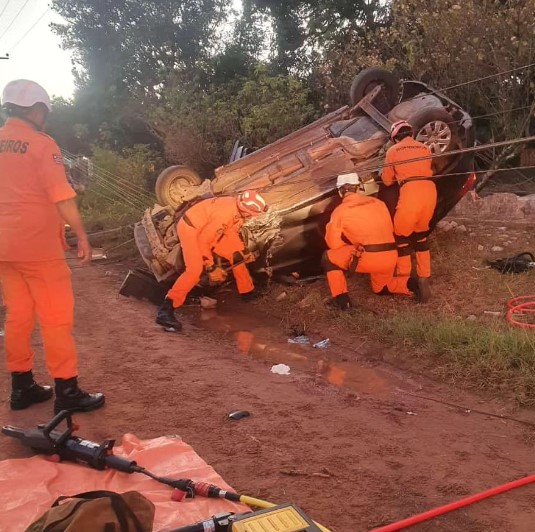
[1,263,535,531]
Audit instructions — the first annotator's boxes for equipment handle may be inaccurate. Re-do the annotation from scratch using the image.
[1,425,25,440]
[42,410,74,447]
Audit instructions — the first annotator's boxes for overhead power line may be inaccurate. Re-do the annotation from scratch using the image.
[0,0,12,20]
[0,0,31,43]
[8,6,50,52]
[441,62,535,92]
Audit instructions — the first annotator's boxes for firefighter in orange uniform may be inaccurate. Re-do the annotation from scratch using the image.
[156,191,268,330]
[382,120,436,302]
[0,80,104,413]
[322,173,420,310]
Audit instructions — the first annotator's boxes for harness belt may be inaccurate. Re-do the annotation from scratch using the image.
[399,177,435,187]
[413,239,430,252]
[363,243,397,252]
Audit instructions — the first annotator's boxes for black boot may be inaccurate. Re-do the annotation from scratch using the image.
[54,377,105,414]
[241,289,261,302]
[156,297,182,331]
[407,277,431,303]
[10,371,53,410]
[326,293,352,311]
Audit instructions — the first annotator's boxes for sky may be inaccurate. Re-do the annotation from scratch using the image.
[0,0,75,99]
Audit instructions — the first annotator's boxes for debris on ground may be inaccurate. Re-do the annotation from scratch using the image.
[288,335,310,344]
[271,363,291,375]
[313,339,330,349]
[228,410,250,420]
[200,296,218,309]
[487,252,535,273]
[276,291,288,301]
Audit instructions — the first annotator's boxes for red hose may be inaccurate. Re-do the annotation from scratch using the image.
[369,473,535,531]
[507,296,535,329]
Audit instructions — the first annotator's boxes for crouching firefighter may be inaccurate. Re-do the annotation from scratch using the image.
[156,191,269,331]
[322,173,419,310]
[382,120,437,302]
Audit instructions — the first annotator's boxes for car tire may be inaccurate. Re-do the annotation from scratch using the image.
[410,108,458,153]
[349,68,400,113]
[154,165,202,209]
[409,108,459,173]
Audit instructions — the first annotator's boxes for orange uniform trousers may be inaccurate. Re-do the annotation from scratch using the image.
[325,245,411,297]
[0,259,78,379]
[393,181,437,278]
[167,220,254,308]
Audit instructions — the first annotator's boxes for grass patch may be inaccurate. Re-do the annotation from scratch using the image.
[336,310,535,405]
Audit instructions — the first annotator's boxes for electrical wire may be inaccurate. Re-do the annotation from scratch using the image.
[62,150,155,198]
[8,6,49,52]
[0,0,11,20]
[221,101,534,195]
[62,153,151,209]
[441,61,535,92]
[0,0,31,42]
[262,135,535,208]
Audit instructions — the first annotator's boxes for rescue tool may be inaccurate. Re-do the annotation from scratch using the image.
[2,410,331,532]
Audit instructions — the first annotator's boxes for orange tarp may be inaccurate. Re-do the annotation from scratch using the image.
[0,434,249,531]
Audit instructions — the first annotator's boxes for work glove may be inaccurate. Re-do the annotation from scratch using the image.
[207,266,228,284]
[242,251,258,264]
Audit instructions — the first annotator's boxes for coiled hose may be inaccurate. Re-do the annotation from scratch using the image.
[507,296,535,329]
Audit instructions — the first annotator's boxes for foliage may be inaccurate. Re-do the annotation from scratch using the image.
[52,0,231,98]
[91,145,164,190]
[251,0,389,73]
[150,65,316,177]
[323,0,535,147]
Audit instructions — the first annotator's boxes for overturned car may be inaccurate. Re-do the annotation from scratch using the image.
[134,68,475,285]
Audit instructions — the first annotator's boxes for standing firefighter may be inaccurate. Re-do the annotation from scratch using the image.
[0,80,104,413]
[322,173,418,311]
[382,120,436,302]
[156,191,268,331]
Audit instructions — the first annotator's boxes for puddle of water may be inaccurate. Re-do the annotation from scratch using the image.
[194,307,404,397]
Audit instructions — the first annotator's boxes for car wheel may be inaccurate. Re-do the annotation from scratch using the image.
[410,108,458,155]
[410,108,459,173]
[349,68,400,113]
[154,165,202,209]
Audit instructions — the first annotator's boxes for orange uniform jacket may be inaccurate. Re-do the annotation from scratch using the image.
[167,196,253,307]
[382,136,433,186]
[325,193,395,250]
[183,196,245,261]
[0,118,75,262]
[0,118,78,379]
[323,193,410,297]
[381,136,436,278]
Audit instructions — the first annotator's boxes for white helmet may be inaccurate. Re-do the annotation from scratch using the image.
[336,172,361,189]
[2,79,52,111]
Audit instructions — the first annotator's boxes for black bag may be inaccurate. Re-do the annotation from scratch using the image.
[487,252,535,274]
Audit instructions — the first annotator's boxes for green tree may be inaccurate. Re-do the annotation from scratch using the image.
[323,0,535,166]
[52,0,231,101]
[151,66,315,176]
[251,0,388,73]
